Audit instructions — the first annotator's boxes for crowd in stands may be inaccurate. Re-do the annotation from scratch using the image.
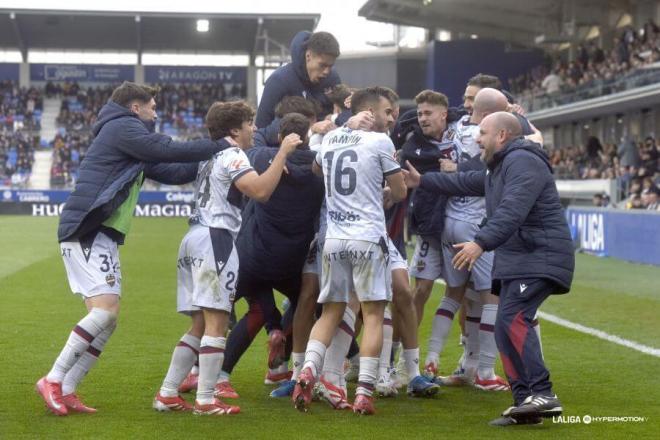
[157,83,245,137]
[49,81,243,187]
[0,80,43,132]
[55,84,114,132]
[0,81,42,187]
[546,134,659,209]
[511,20,660,107]
[0,131,38,187]
[49,132,93,188]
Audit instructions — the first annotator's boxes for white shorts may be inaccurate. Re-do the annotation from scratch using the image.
[388,238,408,272]
[319,238,392,303]
[409,236,444,280]
[176,225,238,314]
[305,235,406,276]
[441,217,493,291]
[302,235,323,276]
[60,231,122,298]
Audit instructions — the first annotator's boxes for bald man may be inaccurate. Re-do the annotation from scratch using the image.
[423,88,513,391]
[404,111,574,427]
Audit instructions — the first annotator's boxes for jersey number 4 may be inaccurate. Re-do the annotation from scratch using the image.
[324,150,357,197]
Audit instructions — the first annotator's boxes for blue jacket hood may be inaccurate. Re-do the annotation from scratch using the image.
[291,31,313,87]
[92,101,155,136]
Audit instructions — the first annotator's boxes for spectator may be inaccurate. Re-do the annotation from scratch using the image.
[541,69,562,94]
[642,186,660,210]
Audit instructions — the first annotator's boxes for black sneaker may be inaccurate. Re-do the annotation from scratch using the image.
[510,394,563,419]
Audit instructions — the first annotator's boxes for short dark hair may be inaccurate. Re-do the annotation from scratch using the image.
[415,89,448,107]
[110,81,159,107]
[279,113,310,142]
[205,101,255,140]
[350,86,393,115]
[306,31,340,58]
[275,96,318,120]
[326,84,352,111]
[467,73,502,90]
[382,87,399,105]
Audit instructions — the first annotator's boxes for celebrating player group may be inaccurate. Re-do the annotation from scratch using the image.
[36,30,574,427]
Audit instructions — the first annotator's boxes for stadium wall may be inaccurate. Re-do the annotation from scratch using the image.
[567,207,660,266]
[426,39,544,107]
[0,189,194,218]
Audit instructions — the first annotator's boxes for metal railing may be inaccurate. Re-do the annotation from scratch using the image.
[518,65,660,113]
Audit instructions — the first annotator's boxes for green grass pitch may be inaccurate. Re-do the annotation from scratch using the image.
[0,216,658,439]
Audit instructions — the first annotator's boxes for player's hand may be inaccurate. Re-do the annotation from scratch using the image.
[382,186,394,209]
[344,93,353,109]
[403,160,421,188]
[279,133,303,156]
[346,111,374,131]
[311,120,336,135]
[508,103,526,116]
[439,159,457,173]
[224,136,239,146]
[452,241,483,271]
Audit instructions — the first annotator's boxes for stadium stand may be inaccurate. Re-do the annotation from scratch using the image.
[156,82,246,138]
[511,20,660,112]
[0,80,42,187]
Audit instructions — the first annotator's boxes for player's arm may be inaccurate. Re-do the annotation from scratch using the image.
[255,76,285,128]
[404,160,485,196]
[116,119,230,162]
[525,121,544,145]
[234,133,302,202]
[385,171,406,203]
[143,162,199,185]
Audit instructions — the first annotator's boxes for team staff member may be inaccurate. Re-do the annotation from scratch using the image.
[256,31,341,133]
[36,82,231,416]
[404,112,574,427]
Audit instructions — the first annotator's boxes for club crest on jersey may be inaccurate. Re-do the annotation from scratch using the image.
[105,273,116,287]
[416,259,426,272]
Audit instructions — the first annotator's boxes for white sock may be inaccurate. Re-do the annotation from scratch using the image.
[356,357,379,397]
[62,322,116,395]
[217,369,230,384]
[402,348,421,379]
[268,363,288,376]
[321,308,356,385]
[159,333,200,397]
[463,300,482,375]
[426,297,460,363]
[303,339,327,378]
[291,352,305,381]
[533,313,543,359]
[478,304,498,379]
[47,308,116,383]
[378,309,393,378]
[196,335,226,405]
[191,364,199,375]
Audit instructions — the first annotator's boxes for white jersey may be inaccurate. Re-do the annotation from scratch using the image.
[194,147,253,236]
[315,127,400,243]
[446,115,486,225]
[310,142,328,243]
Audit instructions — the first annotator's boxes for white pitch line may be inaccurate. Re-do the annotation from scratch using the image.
[535,311,660,358]
[432,279,660,358]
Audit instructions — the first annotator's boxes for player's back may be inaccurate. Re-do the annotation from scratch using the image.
[317,127,399,243]
[193,147,253,236]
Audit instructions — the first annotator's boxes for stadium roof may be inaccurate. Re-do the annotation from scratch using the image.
[0,9,319,59]
[359,0,640,48]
